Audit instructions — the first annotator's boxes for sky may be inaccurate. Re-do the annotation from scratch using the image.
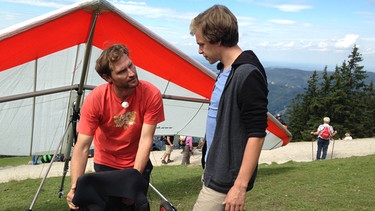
[0,0,374,72]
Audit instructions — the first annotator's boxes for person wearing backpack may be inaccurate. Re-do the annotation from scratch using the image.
[311,117,337,160]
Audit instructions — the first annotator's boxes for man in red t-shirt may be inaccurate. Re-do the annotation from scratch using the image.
[67,44,164,210]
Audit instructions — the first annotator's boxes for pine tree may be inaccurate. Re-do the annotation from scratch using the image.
[286,45,373,141]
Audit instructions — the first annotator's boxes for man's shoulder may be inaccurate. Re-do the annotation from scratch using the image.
[86,83,109,98]
[139,80,157,88]
[92,83,110,91]
[318,124,325,129]
[139,80,150,85]
[138,80,160,94]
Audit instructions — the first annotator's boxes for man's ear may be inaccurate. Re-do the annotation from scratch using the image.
[102,74,112,83]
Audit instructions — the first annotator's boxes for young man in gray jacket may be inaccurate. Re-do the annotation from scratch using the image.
[190,5,268,211]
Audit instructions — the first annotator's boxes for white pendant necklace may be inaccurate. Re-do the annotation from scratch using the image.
[121,101,129,108]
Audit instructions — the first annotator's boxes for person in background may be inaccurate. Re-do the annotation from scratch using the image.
[66,44,165,210]
[179,135,186,153]
[190,5,268,211]
[276,113,287,127]
[197,137,205,149]
[161,135,174,164]
[181,136,193,165]
[343,132,353,140]
[28,155,41,165]
[310,117,337,160]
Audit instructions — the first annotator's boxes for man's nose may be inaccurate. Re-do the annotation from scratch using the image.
[128,67,136,76]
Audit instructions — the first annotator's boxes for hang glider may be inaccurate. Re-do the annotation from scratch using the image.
[0,0,291,156]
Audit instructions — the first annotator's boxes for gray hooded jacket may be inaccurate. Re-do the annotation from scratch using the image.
[202,50,268,193]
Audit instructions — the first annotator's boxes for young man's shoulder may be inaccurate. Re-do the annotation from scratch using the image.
[91,83,111,92]
[138,80,161,95]
[138,80,155,88]
[86,83,110,99]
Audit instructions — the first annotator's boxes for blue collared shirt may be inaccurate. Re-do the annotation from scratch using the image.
[205,67,231,161]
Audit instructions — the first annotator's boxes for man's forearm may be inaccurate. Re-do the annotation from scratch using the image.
[134,139,152,173]
[235,137,264,189]
[70,148,89,188]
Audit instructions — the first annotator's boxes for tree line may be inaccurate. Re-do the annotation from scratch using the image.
[285,45,375,141]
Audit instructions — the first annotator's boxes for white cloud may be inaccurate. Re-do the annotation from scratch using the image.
[334,34,359,49]
[299,40,313,48]
[0,11,17,21]
[237,16,256,27]
[272,4,312,12]
[0,0,72,8]
[362,47,375,55]
[121,1,147,6]
[309,41,330,51]
[356,11,375,18]
[268,19,295,24]
[256,41,294,49]
[284,41,294,47]
[318,42,328,48]
[258,41,270,47]
[113,1,194,20]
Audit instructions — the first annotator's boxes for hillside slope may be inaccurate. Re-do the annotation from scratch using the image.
[197,57,375,116]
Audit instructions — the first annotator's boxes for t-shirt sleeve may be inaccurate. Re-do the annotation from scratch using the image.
[143,84,165,125]
[77,90,101,136]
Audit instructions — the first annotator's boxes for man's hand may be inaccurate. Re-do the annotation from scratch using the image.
[66,187,79,210]
[223,185,246,211]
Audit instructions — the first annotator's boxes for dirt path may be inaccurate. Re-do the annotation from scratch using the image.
[1,138,374,183]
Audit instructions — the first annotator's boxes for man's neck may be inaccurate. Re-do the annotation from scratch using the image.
[112,85,135,102]
[220,45,242,71]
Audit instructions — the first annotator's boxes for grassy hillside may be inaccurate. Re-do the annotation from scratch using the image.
[1,154,375,210]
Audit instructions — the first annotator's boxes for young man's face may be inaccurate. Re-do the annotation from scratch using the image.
[194,28,221,64]
[106,53,139,89]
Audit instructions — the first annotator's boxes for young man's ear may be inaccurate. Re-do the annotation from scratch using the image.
[102,74,112,83]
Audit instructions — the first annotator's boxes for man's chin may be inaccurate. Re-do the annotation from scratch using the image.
[128,80,139,88]
[205,58,217,65]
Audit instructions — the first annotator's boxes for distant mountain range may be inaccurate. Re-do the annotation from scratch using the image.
[195,56,375,116]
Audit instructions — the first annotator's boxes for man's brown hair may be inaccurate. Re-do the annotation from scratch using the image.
[190,5,238,47]
[95,44,130,78]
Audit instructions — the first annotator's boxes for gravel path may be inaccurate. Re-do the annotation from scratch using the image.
[1,138,374,183]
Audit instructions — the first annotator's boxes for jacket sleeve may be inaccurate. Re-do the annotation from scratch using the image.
[238,68,268,137]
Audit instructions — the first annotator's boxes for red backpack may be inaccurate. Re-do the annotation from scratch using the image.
[320,126,331,139]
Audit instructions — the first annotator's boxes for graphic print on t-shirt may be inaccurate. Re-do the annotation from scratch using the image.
[113,111,137,130]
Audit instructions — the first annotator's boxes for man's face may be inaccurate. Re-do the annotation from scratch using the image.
[107,53,139,89]
[194,28,221,64]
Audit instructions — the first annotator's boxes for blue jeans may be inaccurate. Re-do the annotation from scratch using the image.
[32,155,39,163]
[316,137,330,160]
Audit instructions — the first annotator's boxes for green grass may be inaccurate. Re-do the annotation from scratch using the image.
[0,156,31,167]
[1,155,375,210]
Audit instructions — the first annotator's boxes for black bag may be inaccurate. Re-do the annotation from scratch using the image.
[41,154,53,163]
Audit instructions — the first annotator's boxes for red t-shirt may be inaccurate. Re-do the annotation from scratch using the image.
[78,80,164,169]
